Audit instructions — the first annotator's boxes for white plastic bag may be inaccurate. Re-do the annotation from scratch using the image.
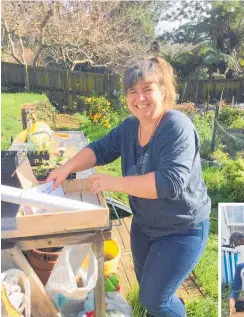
[1,269,31,317]
[45,243,98,316]
[77,291,132,317]
[106,292,132,316]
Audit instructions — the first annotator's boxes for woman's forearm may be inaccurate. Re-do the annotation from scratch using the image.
[63,147,96,173]
[119,172,158,199]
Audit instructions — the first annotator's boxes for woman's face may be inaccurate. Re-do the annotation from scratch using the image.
[126,78,164,122]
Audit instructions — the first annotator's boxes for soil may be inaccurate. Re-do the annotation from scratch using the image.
[104,254,114,261]
[76,277,84,288]
[53,114,81,130]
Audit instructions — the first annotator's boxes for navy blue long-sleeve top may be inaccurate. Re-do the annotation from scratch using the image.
[86,110,211,237]
[231,263,244,300]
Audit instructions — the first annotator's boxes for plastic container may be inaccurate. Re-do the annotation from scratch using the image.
[82,239,121,276]
[104,240,121,276]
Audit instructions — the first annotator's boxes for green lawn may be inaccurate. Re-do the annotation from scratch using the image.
[1,92,48,150]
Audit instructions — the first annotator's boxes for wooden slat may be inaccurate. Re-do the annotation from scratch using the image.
[123,216,132,234]
[112,220,126,253]
[117,218,131,251]
[2,230,112,250]
[66,191,82,201]
[82,192,99,205]
[117,258,131,297]
[93,241,105,317]
[120,253,136,288]
[2,207,110,239]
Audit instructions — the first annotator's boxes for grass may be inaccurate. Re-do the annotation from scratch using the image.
[1,92,48,150]
[194,234,218,299]
[186,297,218,317]
[222,285,231,317]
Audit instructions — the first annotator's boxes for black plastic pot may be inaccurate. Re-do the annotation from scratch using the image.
[1,151,19,187]
[34,168,76,181]
[27,152,50,166]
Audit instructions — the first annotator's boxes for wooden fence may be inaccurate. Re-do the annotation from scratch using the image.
[177,79,244,104]
[1,62,120,110]
[1,62,244,110]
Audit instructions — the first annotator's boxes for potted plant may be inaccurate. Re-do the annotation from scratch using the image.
[26,143,50,166]
[32,158,76,181]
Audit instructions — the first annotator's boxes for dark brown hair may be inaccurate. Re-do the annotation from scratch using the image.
[124,56,176,109]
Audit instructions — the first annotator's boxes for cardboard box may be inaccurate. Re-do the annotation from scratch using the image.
[2,158,109,239]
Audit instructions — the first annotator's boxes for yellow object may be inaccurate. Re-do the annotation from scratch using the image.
[1,284,22,317]
[12,129,28,144]
[82,240,121,276]
[54,132,69,137]
[28,121,52,146]
[12,121,69,147]
[28,121,51,135]
[104,240,121,276]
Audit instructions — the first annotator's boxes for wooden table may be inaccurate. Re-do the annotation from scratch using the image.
[1,131,112,317]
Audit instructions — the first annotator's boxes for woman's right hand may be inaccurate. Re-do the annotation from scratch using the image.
[46,165,71,189]
[229,298,236,315]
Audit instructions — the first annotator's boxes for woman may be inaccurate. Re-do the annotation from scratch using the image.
[229,262,244,315]
[47,56,210,317]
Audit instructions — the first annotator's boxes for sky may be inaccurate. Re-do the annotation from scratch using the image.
[155,0,212,36]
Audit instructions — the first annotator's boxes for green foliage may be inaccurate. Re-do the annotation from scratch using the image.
[202,154,244,204]
[80,94,129,129]
[218,107,244,128]
[222,285,231,317]
[159,1,244,78]
[186,297,217,317]
[194,234,218,299]
[126,284,147,317]
[221,157,244,201]
[202,166,225,195]
[193,112,215,159]
[1,92,48,150]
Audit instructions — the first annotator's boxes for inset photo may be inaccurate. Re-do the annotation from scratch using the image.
[221,203,244,317]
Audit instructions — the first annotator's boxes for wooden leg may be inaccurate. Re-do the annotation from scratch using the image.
[93,240,105,317]
[1,247,60,317]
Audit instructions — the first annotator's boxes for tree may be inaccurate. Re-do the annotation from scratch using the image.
[158,0,244,78]
[1,1,162,73]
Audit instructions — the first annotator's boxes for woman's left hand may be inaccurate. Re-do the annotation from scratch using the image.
[88,173,123,194]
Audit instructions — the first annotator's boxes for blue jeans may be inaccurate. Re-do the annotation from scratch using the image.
[130,218,210,317]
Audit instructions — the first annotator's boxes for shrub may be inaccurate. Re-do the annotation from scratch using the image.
[203,153,244,203]
[221,158,244,202]
[202,166,225,195]
[193,112,215,159]
[80,94,129,129]
[218,107,244,128]
[23,100,57,129]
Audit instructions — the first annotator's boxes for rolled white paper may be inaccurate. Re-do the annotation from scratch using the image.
[1,185,103,212]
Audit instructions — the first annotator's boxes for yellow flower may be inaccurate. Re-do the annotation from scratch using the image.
[87,98,92,102]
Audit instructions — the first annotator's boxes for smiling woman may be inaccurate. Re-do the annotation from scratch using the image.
[47,56,211,317]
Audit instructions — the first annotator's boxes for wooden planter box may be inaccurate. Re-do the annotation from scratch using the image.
[27,152,50,166]
[2,158,109,239]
